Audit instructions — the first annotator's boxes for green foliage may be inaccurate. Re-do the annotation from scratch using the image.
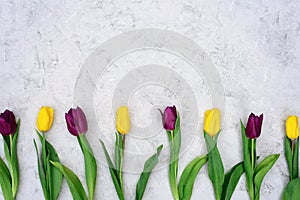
[178,155,208,200]
[35,130,63,200]
[100,140,125,200]
[204,132,224,200]
[1,119,20,199]
[283,178,300,200]
[221,161,245,200]
[78,135,97,200]
[135,145,163,200]
[167,114,181,200]
[51,161,87,200]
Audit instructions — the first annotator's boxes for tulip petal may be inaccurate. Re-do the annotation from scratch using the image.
[0,110,17,135]
[163,106,177,131]
[286,116,299,140]
[36,106,54,132]
[246,113,263,139]
[0,118,11,136]
[204,108,221,137]
[116,106,130,135]
[65,112,78,136]
[45,107,54,131]
[75,107,88,134]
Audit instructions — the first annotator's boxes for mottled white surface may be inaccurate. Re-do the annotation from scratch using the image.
[1,0,300,200]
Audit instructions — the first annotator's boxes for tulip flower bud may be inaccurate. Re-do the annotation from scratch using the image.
[286,115,299,140]
[0,109,17,136]
[204,108,221,137]
[36,106,54,132]
[65,106,88,136]
[116,106,130,135]
[245,113,263,139]
[162,106,177,131]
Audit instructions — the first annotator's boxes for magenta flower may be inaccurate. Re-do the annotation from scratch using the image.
[65,107,88,136]
[162,106,177,131]
[0,109,17,136]
[246,113,263,139]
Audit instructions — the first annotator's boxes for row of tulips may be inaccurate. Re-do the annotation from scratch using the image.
[0,106,299,200]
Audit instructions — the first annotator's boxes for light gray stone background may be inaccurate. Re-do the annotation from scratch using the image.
[1,0,300,199]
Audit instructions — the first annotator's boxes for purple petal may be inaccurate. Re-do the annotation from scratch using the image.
[75,107,88,134]
[163,106,177,131]
[255,114,263,137]
[0,110,16,136]
[246,113,263,139]
[0,118,11,136]
[65,111,78,136]
[246,113,257,138]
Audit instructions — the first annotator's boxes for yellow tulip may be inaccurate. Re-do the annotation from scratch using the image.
[116,106,130,135]
[204,108,221,137]
[36,106,54,132]
[286,115,299,140]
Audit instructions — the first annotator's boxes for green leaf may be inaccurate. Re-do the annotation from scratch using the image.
[36,130,63,200]
[254,154,279,200]
[2,119,20,198]
[292,139,299,179]
[3,140,11,166]
[34,140,49,200]
[115,132,124,192]
[47,143,63,200]
[100,140,124,200]
[285,136,293,180]
[50,161,87,200]
[167,113,181,200]
[221,161,245,200]
[283,178,300,200]
[241,120,254,199]
[46,154,52,199]
[204,132,224,200]
[0,156,13,200]
[78,135,97,200]
[135,145,163,200]
[178,155,208,200]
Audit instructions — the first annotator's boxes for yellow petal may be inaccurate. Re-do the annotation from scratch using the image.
[204,108,221,137]
[116,106,130,135]
[286,115,299,140]
[36,106,54,132]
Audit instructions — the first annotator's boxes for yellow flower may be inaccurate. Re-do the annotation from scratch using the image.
[204,108,221,137]
[286,115,299,140]
[36,106,54,132]
[116,106,130,135]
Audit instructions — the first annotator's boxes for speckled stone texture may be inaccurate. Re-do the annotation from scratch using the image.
[0,0,300,199]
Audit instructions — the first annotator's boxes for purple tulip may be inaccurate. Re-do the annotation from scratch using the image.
[162,106,177,131]
[0,109,17,136]
[246,113,263,139]
[65,107,88,136]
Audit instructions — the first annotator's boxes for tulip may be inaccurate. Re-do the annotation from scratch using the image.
[36,106,54,132]
[204,108,221,137]
[286,115,299,140]
[245,113,263,139]
[116,106,130,134]
[65,106,88,136]
[0,109,17,136]
[162,106,177,131]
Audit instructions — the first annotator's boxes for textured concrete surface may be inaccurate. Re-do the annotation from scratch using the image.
[1,0,300,199]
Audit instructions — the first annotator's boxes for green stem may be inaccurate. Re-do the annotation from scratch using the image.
[250,139,256,200]
[291,139,295,181]
[42,132,50,200]
[120,135,125,192]
[169,130,179,200]
[291,140,295,157]
[251,139,255,170]
[9,134,16,198]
